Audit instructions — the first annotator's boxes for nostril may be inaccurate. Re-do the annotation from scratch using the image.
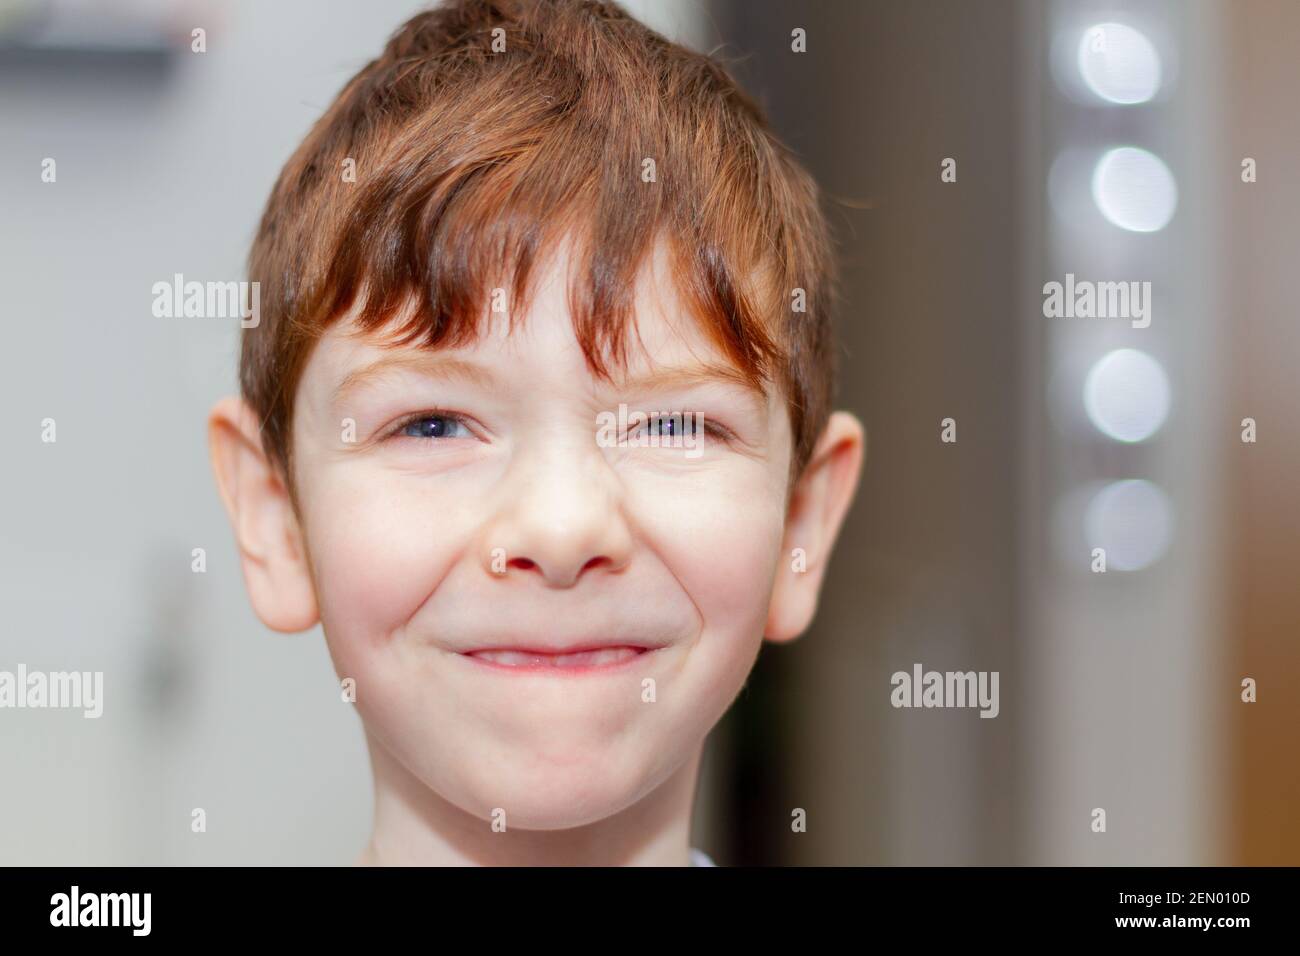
[501,554,614,581]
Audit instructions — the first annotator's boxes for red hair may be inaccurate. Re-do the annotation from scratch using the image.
[242,0,838,482]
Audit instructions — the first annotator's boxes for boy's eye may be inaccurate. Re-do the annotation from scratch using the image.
[398,414,471,439]
[646,415,693,437]
[630,414,730,442]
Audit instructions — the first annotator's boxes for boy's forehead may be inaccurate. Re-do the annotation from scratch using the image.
[316,236,772,399]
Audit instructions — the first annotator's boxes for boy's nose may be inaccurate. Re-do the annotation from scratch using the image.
[478,443,634,588]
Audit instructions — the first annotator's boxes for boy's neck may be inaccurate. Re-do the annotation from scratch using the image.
[357,735,705,866]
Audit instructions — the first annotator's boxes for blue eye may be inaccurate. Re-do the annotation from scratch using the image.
[629,413,731,443]
[399,414,471,439]
[647,414,696,438]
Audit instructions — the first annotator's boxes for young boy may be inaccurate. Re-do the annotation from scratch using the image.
[209,0,863,866]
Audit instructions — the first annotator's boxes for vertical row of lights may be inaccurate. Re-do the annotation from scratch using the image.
[1067,19,1175,572]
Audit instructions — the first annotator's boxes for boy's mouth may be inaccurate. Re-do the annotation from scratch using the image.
[462,645,652,671]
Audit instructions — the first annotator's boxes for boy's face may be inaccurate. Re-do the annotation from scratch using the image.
[292,241,788,828]
[211,238,862,832]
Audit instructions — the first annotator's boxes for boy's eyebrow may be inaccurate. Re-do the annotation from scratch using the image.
[332,354,501,407]
[332,353,767,408]
[612,361,765,397]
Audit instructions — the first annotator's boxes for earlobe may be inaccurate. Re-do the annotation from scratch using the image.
[764,411,865,643]
[208,396,320,633]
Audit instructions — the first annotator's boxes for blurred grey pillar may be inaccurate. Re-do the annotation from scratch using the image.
[715,0,1022,863]
[1017,0,1228,864]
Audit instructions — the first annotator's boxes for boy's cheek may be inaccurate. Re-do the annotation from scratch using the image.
[624,469,786,635]
[300,467,481,642]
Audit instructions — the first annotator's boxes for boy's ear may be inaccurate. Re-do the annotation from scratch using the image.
[208,396,319,633]
[765,410,865,643]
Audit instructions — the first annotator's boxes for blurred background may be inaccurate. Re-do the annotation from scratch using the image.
[1,0,1295,865]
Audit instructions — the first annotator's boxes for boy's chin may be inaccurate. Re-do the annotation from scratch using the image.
[410,740,677,831]
[466,788,641,831]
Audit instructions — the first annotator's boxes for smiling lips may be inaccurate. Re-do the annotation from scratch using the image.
[464,645,651,672]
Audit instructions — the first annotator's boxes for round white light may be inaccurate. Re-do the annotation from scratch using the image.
[1083,348,1171,443]
[1085,479,1173,571]
[1092,147,1177,232]
[1078,22,1161,104]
